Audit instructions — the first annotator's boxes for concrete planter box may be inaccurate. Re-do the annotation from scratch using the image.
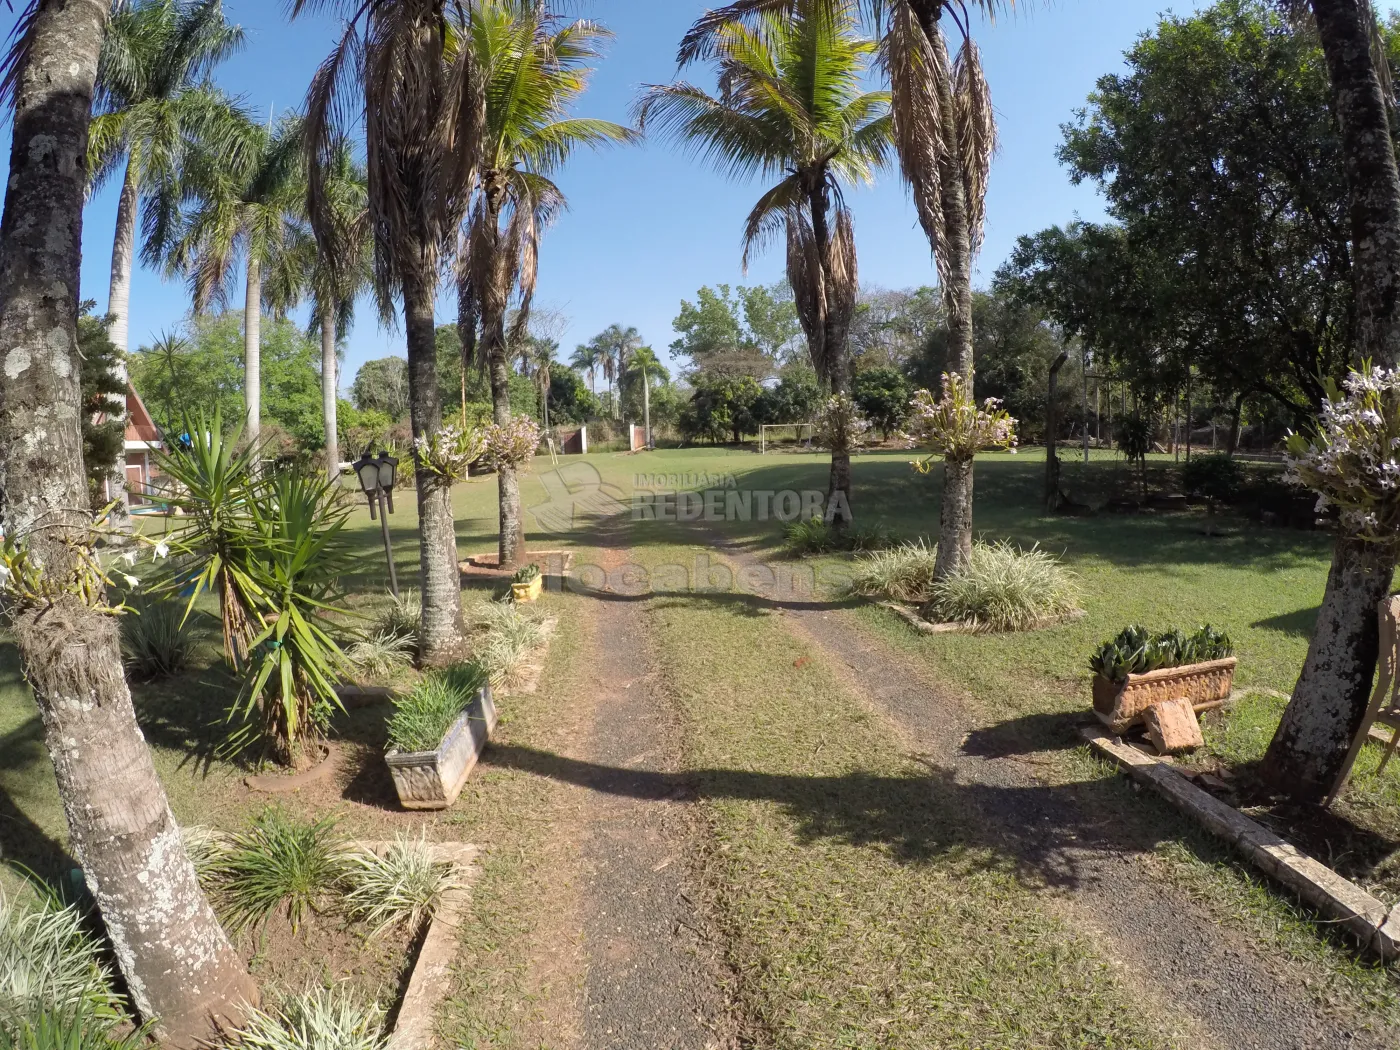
[511,575,543,603]
[386,686,496,811]
[1092,657,1236,734]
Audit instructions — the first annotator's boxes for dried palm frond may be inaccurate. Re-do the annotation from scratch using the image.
[952,37,995,257]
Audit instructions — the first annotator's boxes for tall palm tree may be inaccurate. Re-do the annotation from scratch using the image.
[296,0,480,666]
[640,0,892,524]
[529,337,559,429]
[570,340,601,393]
[597,323,643,418]
[88,0,245,525]
[0,0,254,1039]
[625,344,669,446]
[456,0,636,569]
[680,0,1004,569]
[160,112,309,449]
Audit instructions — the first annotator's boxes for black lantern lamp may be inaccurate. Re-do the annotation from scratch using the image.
[352,450,400,596]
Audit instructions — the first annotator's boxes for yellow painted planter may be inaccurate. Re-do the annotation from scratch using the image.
[511,575,543,603]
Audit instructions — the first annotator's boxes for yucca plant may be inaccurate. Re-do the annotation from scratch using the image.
[221,987,386,1050]
[225,468,355,767]
[0,886,122,1031]
[923,541,1080,632]
[151,409,262,667]
[119,596,204,679]
[342,834,465,937]
[214,808,348,933]
[386,662,489,754]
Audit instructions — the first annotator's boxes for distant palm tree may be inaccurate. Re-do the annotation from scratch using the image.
[639,0,891,523]
[570,341,601,393]
[456,0,636,568]
[88,0,245,523]
[528,337,559,429]
[681,0,1005,567]
[625,344,668,446]
[296,0,481,665]
[159,112,308,448]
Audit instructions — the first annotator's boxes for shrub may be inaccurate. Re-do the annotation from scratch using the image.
[346,630,415,681]
[1089,624,1234,683]
[0,1009,147,1050]
[783,517,835,555]
[467,602,549,690]
[214,809,347,932]
[221,987,386,1050]
[0,887,121,1029]
[924,541,1080,631]
[371,590,420,645]
[386,662,489,753]
[1181,453,1243,503]
[181,825,233,889]
[120,598,202,679]
[343,834,466,937]
[511,563,541,585]
[849,540,940,604]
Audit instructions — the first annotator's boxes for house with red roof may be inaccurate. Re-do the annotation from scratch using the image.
[105,383,164,506]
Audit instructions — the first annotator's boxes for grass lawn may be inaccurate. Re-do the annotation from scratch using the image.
[5,443,1400,1042]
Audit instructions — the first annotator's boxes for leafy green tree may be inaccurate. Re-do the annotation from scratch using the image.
[669,283,802,377]
[456,0,634,568]
[680,374,763,444]
[853,366,911,439]
[548,368,601,424]
[740,283,803,363]
[78,304,127,509]
[641,0,893,523]
[752,371,821,426]
[352,356,410,420]
[850,285,942,369]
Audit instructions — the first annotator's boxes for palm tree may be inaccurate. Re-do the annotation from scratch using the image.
[528,337,559,429]
[1260,0,1400,800]
[570,340,601,394]
[296,0,480,666]
[159,112,309,449]
[597,323,643,418]
[625,344,669,446]
[680,0,1003,569]
[0,0,254,1039]
[640,0,892,524]
[456,0,636,568]
[88,0,245,524]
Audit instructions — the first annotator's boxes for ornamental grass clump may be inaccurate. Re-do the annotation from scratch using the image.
[386,661,490,754]
[923,541,1079,631]
[214,808,348,932]
[221,987,386,1050]
[849,540,940,604]
[343,834,466,937]
[467,601,549,689]
[0,887,122,1030]
[1285,362,1400,539]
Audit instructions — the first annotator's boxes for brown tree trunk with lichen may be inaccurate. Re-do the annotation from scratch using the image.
[802,182,853,527]
[0,0,256,1041]
[1262,0,1400,801]
[404,271,464,666]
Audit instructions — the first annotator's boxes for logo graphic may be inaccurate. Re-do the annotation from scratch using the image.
[528,462,630,533]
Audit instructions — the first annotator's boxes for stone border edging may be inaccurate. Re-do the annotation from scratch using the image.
[882,601,1087,635]
[352,840,481,1050]
[1081,725,1400,960]
[243,744,338,794]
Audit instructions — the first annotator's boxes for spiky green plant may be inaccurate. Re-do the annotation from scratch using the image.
[1089,624,1234,683]
[0,1008,148,1050]
[181,824,233,890]
[849,539,940,604]
[342,834,466,937]
[345,630,415,681]
[386,662,489,754]
[466,602,549,690]
[923,541,1080,632]
[0,887,121,1030]
[221,987,386,1050]
[783,517,837,555]
[371,589,420,645]
[214,809,347,933]
[119,597,204,679]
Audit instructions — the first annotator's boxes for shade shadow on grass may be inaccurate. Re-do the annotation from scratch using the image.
[1253,606,1320,637]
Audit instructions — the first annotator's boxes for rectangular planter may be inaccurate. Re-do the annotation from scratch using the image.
[386,685,497,811]
[511,575,543,603]
[1092,657,1237,734]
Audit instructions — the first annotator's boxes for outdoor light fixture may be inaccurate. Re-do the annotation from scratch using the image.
[352,450,400,597]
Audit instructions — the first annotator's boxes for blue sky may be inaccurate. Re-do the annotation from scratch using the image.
[0,0,1309,389]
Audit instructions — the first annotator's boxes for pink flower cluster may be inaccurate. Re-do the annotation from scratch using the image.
[901,372,1018,463]
[814,394,873,454]
[1285,363,1400,540]
[483,414,543,470]
[413,424,486,481]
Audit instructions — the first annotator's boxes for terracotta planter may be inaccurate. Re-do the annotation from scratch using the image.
[386,686,496,811]
[511,575,543,603]
[1092,657,1237,734]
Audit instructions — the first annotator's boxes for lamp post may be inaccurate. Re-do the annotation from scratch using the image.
[353,450,400,596]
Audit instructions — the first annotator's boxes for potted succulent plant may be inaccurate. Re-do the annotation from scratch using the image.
[384,662,494,810]
[1089,625,1236,733]
[511,563,543,603]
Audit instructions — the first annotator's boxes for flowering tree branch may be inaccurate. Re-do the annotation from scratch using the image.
[902,372,1018,472]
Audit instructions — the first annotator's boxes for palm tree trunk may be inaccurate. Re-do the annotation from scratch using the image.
[405,274,464,666]
[244,255,262,448]
[1262,0,1400,801]
[804,184,853,527]
[105,159,138,533]
[480,185,525,569]
[0,1,256,1041]
[321,314,339,479]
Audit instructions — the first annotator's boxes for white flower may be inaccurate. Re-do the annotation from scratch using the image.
[120,573,140,589]
[120,550,138,566]
[0,565,10,583]
[153,540,169,560]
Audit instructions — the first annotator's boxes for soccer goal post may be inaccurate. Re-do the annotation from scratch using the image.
[759,423,816,455]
